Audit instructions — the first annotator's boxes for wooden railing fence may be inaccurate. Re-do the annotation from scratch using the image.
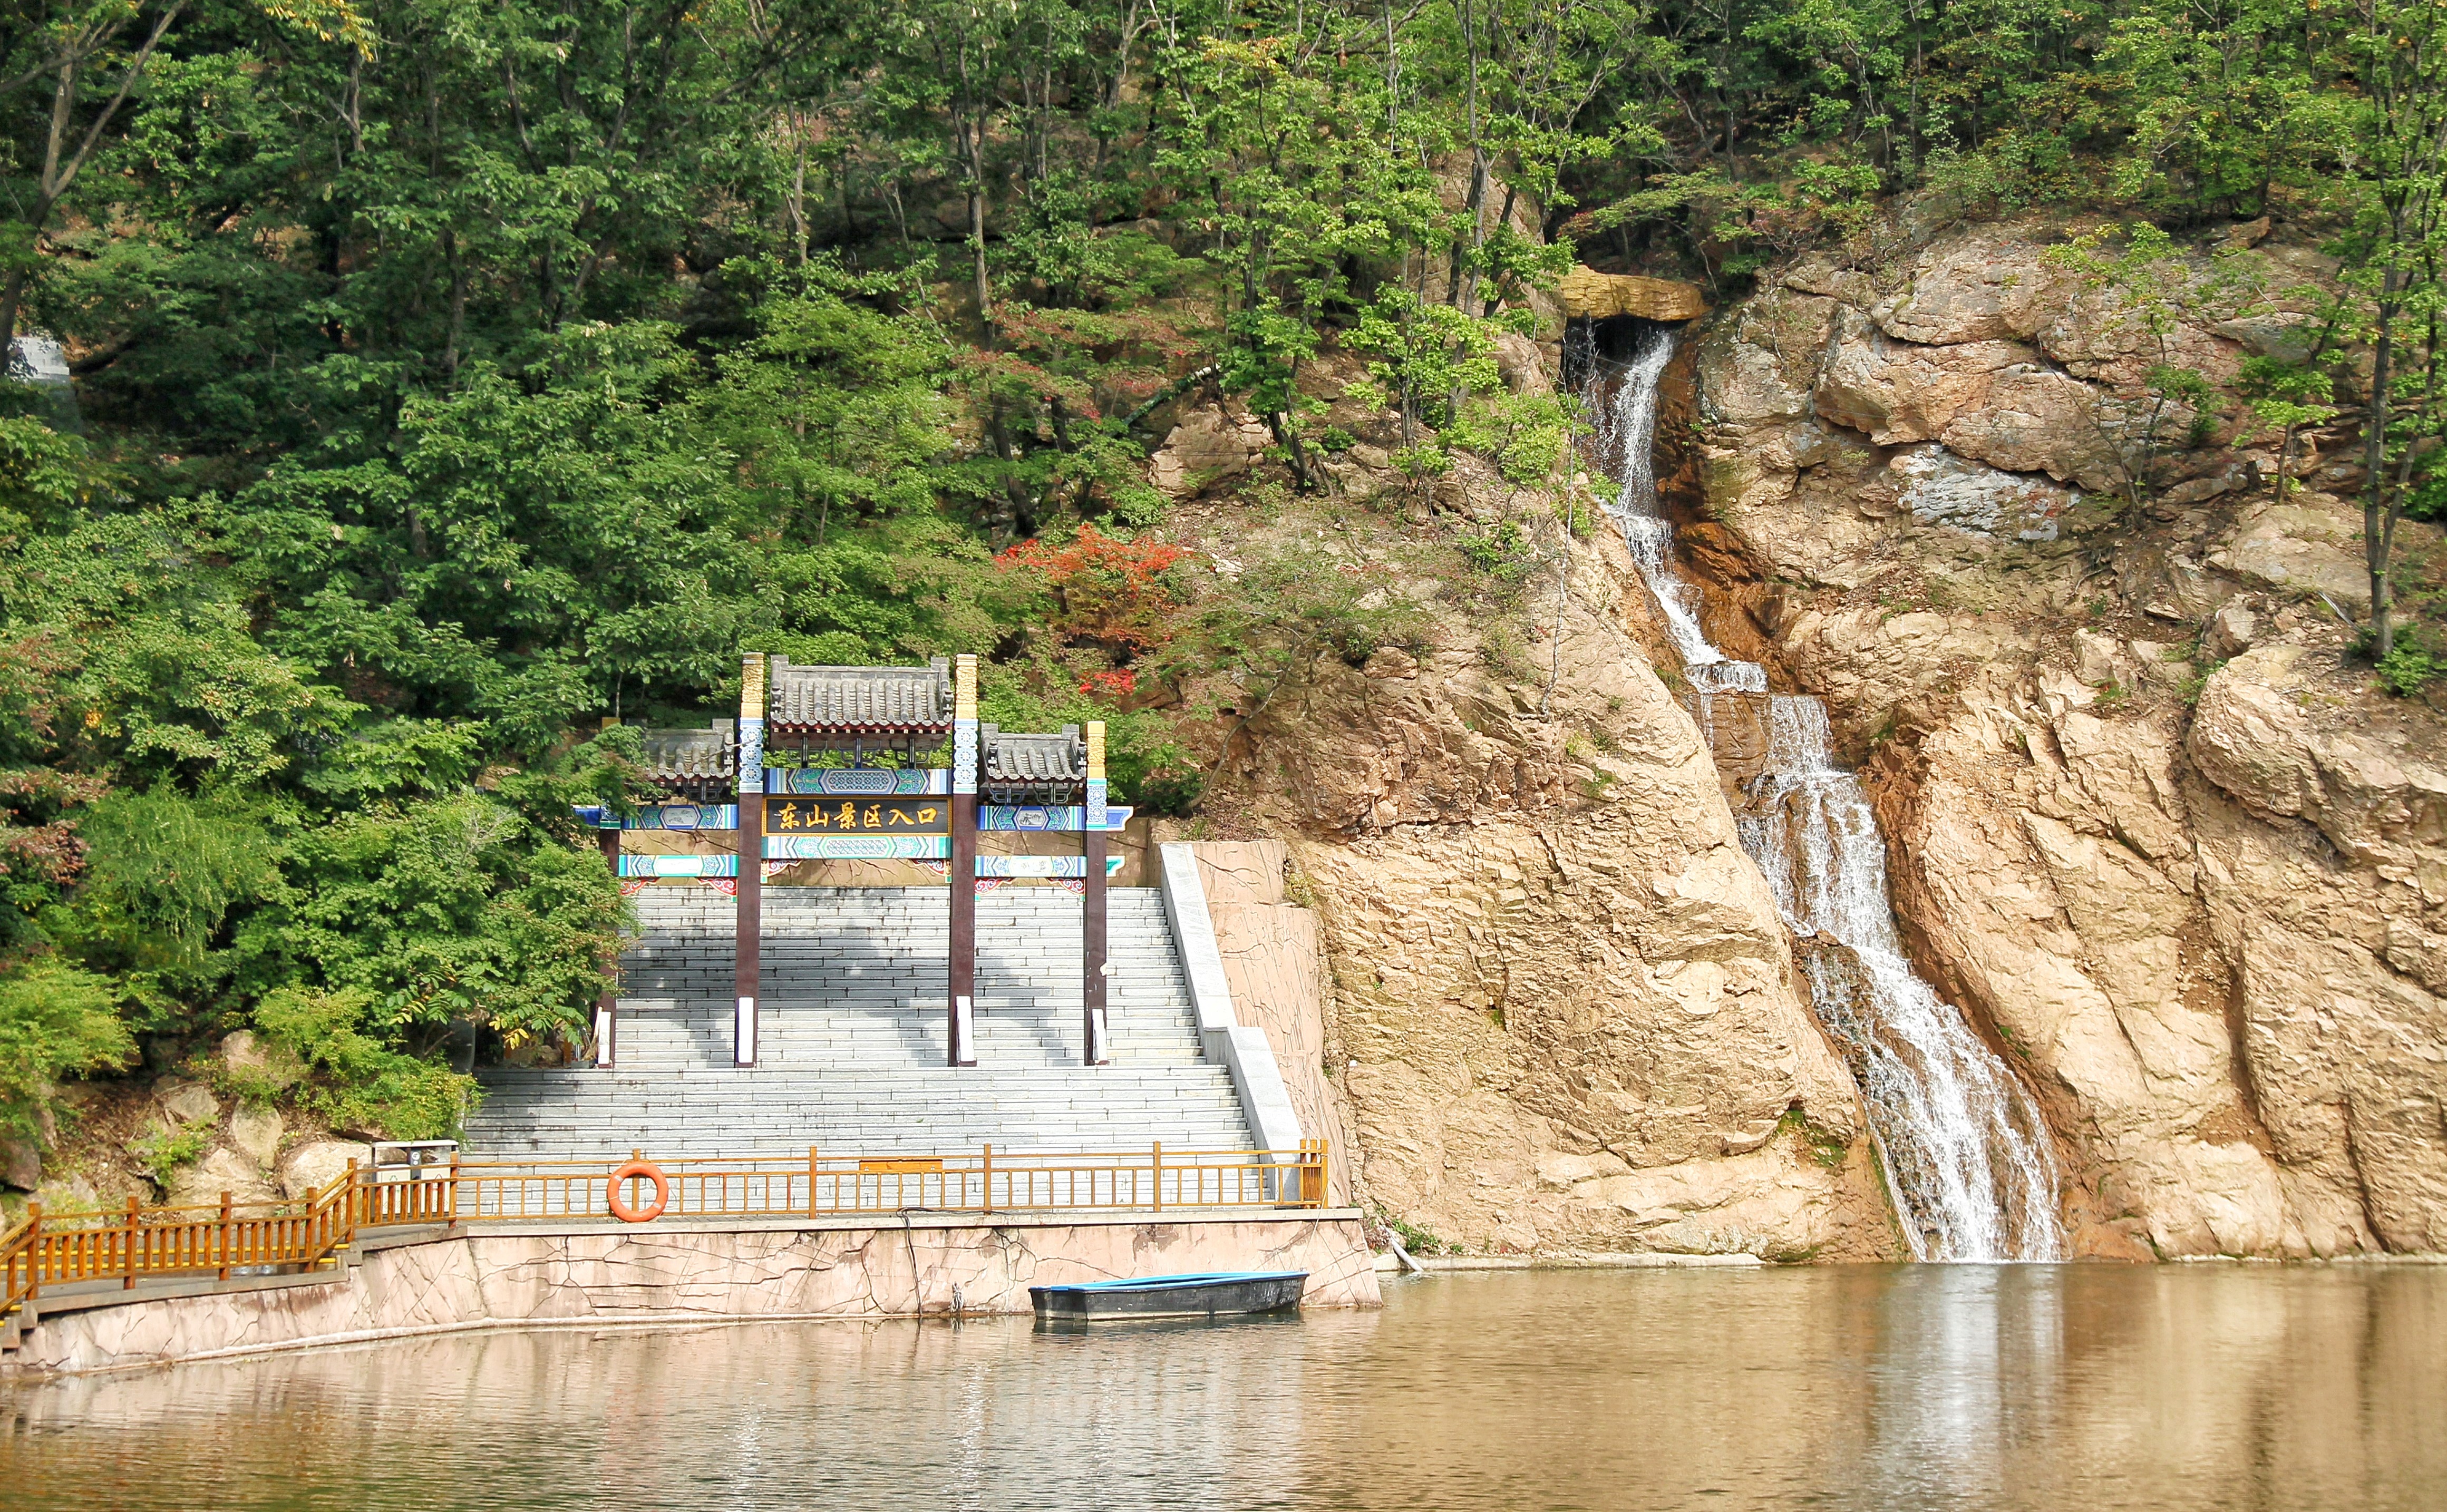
[1,1140,1327,1324]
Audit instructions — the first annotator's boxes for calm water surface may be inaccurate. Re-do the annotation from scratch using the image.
[4,1265,2443,1510]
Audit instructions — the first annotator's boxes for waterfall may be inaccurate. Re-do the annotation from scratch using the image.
[1587,320,2064,1262]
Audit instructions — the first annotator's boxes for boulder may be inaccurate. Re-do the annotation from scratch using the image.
[1491,331,1553,396]
[2205,601,2260,661]
[2128,640,2195,693]
[2034,273,2246,389]
[280,1139,371,1201]
[166,1147,278,1209]
[2073,629,2126,688]
[230,1105,284,1168]
[0,1137,37,1192]
[158,1081,221,1126]
[1697,290,1833,427]
[1151,406,1271,499]
[221,1030,266,1072]
[2159,469,2245,508]
[2189,645,2447,865]
[33,1171,101,1216]
[2211,313,2318,367]
[2209,497,2372,614]
[219,1028,304,1094]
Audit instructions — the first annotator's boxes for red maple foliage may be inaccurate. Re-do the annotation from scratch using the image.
[997,523,1190,652]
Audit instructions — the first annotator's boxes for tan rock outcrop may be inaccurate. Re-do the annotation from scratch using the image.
[230,1106,284,1169]
[1163,214,2442,1264]
[1681,218,2447,1258]
[1558,267,1707,322]
[1152,405,1274,499]
[1815,305,2034,444]
[158,1082,221,1126]
[1869,227,2072,345]
[167,1148,279,1209]
[1210,524,1895,1260]
[280,1139,371,1201]
[2208,495,2375,614]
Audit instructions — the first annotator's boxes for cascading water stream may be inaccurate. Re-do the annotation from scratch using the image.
[1587,321,2064,1261]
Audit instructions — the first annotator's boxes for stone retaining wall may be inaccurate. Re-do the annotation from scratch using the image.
[4,1211,1380,1377]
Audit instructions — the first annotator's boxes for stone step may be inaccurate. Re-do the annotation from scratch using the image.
[471,886,1251,1158]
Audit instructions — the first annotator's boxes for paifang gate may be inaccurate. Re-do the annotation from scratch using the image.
[572,653,1127,1070]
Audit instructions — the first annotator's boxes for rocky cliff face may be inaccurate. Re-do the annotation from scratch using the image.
[1174,473,1897,1260]
[1689,218,2445,1259]
[1158,217,2442,1262]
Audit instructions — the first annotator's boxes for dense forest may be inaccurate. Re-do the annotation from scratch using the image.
[0,0,2441,1149]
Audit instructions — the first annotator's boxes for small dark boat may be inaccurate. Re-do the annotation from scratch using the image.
[1028,1270,1308,1321]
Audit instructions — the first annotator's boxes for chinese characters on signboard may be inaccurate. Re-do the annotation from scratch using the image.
[766,798,948,834]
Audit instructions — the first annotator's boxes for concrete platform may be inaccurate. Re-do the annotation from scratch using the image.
[0,1209,1381,1377]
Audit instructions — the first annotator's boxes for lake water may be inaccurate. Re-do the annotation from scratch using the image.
[5,1265,2444,1510]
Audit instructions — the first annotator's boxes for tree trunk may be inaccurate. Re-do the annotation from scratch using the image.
[442,229,467,381]
[788,110,810,264]
[2364,275,2400,658]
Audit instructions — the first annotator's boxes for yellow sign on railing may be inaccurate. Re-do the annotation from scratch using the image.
[1,1142,1329,1323]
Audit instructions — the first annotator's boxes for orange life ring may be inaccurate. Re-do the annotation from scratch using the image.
[607,1159,670,1223]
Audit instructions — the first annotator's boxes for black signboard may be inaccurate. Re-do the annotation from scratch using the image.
[765,797,949,834]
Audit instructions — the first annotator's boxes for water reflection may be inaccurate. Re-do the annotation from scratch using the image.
[4,1266,2443,1510]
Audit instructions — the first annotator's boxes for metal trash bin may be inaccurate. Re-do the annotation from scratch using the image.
[368,1140,460,1223]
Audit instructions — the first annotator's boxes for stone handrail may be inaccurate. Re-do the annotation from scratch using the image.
[1155,842,1307,1161]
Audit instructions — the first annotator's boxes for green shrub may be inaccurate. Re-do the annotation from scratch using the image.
[1458,520,1536,581]
[254,987,475,1140]
[2376,642,2446,698]
[130,1119,212,1187]
[0,961,133,1141]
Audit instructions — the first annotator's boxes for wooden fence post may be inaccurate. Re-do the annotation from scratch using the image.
[218,1192,232,1281]
[982,1144,993,1215]
[1151,1141,1162,1213]
[123,1194,140,1290]
[24,1201,40,1303]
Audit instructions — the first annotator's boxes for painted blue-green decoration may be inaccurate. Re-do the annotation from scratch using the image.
[975,855,1125,879]
[618,855,740,879]
[952,718,978,796]
[977,805,1134,832]
[1085,778,1111,828]
[737,718,763,798]
[617,845,1115,876]
[764,767,948,796]
[575,803,740,831]
[765,834,952,862]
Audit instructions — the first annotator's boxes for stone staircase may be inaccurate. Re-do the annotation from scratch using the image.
[465,887,1258,1159]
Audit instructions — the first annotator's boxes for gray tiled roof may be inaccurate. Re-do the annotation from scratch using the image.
[638,720,736,788]
[981,724,1086,798]
[767,657,955,732]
